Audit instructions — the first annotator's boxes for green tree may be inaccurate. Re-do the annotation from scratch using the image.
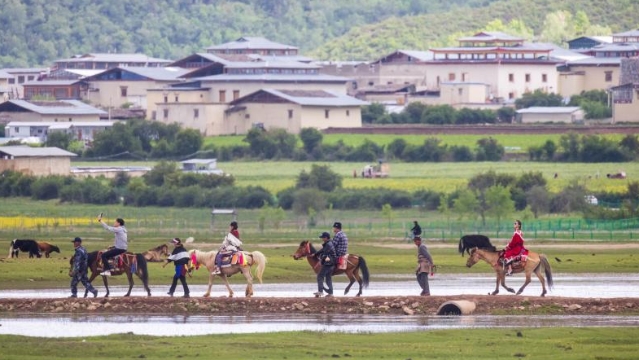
[452,189,479,221]
[299,128,323,153]
[475,137,504,161]
[526,185,550,218]
[292,188,327,215]
[45,132,72,150]
[515,90,563,110]
[485,185,515,224]
[361,103,387,124]
[296,164,342,192]
[173,128,203,156]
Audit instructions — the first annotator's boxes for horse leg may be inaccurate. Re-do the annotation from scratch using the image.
[84,271,98,298]
[102,276,110,298]
[137,270,151,297]
[500,273,516,294]
[221,274,234,298]
[124,271,134,297]
[203,272,214,297]
[489,273,501,295]
[243,268,254,297]
[516,271,533,295]
[535,267,547,297]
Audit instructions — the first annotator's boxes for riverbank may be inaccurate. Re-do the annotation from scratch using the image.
[2,295,638,316]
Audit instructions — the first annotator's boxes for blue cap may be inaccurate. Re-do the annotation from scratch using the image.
[72,237,82,243]
[319,232,331,239]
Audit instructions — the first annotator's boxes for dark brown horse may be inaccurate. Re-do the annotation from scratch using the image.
[142,243,170,262]
[37,241,60,258]
[292,241,370,297]
[70,250,150,297]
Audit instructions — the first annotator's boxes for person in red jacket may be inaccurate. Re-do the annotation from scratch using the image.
[503,220,525,276]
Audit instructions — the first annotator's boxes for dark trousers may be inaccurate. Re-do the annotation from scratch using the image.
[101,248,126,271]
[169,265,189,295]
[317,265,334,294]
[416,272,430,296]
[71,272,95,296]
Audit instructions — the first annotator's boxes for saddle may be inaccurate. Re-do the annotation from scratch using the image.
[219,251,247,267]
[500,250,529,272]
[97,251,134,273]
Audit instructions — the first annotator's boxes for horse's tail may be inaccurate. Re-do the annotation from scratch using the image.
[458,237,465,256]
[136,253,149,284]
[250,251,267,284]
[357,256,370,288]
[540,254,554,290]
[9,239,15,258]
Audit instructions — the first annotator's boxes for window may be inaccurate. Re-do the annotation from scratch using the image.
[27,76,34,81]
[68,118,72,122]
[194,109,199,118]
[8,78,15,84]
[219,90,226,102]
[152,111,157,120]
[525,74,531,82]
[163,109,169,119]
[448,73,455,81]
[461,73,467,81]
[605,71,613,82]
[458,88,463,96]
[288,109,293,119]
[368,81,374,86]
[508,73,514,82]
[245,114,250,119]
[508,92,515,99]
[18,76,24,83]
[346,110,350,116]
[325,109,330,119]
[233,90,240,100]
[542,74,548,83]
[175,95,179,102]
[164,96,168,103]
[120,86,128,97]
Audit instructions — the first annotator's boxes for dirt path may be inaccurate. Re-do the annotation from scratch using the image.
[1,296,638,317]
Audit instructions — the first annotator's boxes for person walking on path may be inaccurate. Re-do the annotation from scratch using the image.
[314,232,337,298]
[163,238,190,298]
[98,214,128,276]
[411,220,422,239]
[69,237,98,298]
[414,236,434,296]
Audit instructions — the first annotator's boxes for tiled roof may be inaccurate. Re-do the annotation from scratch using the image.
[0,146,77,157]
[206,36,297,51]
[0,100,107,115]
[0,70,13,79]
[613,29,639,37]
[22,80,82,86]
[56,53,172,63]
[195,73,349,83]
[516,106,581,114]
[458,31,524,42]
[231,88,367,107]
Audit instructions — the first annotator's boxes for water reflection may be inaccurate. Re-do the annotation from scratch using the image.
[2,313,639,338]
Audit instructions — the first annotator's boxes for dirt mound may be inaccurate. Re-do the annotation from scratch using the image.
[1,296,638,316]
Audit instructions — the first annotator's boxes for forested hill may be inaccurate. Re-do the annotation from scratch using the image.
[1,0,638,67]
[0,0,499,67]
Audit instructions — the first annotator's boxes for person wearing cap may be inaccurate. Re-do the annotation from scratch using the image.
[97,214,128,276]
[314,232,337,298]
[163,238,190,298]
[69,237,98,298]
[212,221,242,275]
[414,236,434,296]
[331,222,348,269]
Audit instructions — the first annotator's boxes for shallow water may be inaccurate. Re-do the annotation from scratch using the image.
[1,274,638,299]
[2,313,639,338]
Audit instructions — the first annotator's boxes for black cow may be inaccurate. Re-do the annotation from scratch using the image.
[458,234,496,256]
[9,239,42,258]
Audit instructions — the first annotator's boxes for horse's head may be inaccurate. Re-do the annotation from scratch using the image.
[292,241,311,260]
[466,248,481,268]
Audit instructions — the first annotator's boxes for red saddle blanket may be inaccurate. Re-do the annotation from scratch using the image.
[96,251,133,272]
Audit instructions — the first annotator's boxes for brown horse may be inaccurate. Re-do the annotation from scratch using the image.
[189,249,267,298]
[292,241,370,297]
[70,250,150,297]
[466,247,554,297]
[37,241,60,258]
[142,244,170,262]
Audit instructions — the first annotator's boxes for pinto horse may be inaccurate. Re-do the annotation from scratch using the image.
[142,244,170,262]
[189,249,267,298]
[292,241,370,297]
[466,247,554,297]
[70,251,150,297]
[37,242,60,258]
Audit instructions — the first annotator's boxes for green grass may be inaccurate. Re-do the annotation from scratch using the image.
[1,328,639,359]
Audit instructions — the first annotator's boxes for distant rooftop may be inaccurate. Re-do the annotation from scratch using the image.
[0,100,107,115]
[516,106,581,114]
[55,53,172,64]
[0,145,77,157]
[231,88,368,107]
[194,73,350,83]
[206,37,298,51]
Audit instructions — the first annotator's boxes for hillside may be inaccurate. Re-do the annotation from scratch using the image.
[0,0,499,67]
[311,0,639,60]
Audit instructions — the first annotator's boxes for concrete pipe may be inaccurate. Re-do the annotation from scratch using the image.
[436,300,476,315]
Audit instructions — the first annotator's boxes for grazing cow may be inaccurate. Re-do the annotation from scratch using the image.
[37,241,60,258]
[9,239,42,258]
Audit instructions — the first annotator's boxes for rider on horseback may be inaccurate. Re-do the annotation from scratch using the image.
[332,222,348,270]
[212,221,242,275]
[98,214,128,277]
[502,219,526,276]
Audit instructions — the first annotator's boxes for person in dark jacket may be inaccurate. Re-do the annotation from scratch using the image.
[314,232,337,298]
[163,238,190,298]
[411,221,422,239]
[69,237,98,298]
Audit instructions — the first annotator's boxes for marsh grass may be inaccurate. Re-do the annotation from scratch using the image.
[1,327,639,359]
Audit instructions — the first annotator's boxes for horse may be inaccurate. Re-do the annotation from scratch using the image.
[189,249,267,298]
[9,239,41,258]
[458,234,495,256]
[70,250,150,297]
[142,243,170,262]
[466,247,554,297]
[37,241,60,258]
[292,241,370,297]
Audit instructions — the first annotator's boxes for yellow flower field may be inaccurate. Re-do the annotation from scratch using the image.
[0,216,92,229]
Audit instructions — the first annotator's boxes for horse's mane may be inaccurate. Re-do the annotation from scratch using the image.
[190,249,216,263]
[149,244,168,252]
[458,235,497,256]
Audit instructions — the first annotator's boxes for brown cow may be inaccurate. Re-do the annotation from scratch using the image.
[37,241,60,258]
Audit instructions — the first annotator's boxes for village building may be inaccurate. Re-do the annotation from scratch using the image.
[0,99,107,124]
[611,58,639,123]
[180,158,224,175]
[567,36,613,50]
[5,120,116,143]
[0,70,12,101]
[53,53,172,70]
[515,106,584,124]
[0,146,77,176]
[205,36,299,56]
[0,68,49,99]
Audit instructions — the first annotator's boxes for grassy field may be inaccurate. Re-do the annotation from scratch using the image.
[202,133,627,154]
[1,327,638,359]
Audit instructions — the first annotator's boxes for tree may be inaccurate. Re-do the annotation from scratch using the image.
[496,107,516,123]
[515,90,563,110]
[295,164,342,192]
[485,185,515,224]
[526,186,550,219]
[45,132,72,150]
[299,128,323,153]
[361,103,387,124]
[452,189,479,221]
[475,137,504,161]
[173,128,203,156]
[292,188,327,215]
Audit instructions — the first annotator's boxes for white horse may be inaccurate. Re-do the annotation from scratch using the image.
[189,249,267,297]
